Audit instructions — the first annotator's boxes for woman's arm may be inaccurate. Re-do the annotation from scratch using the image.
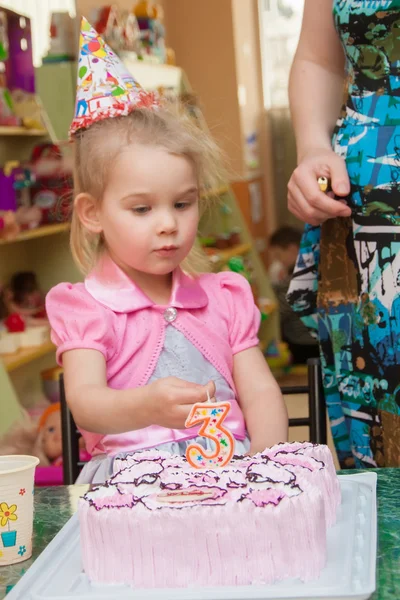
[63,349,214,434]
[288,0,351,224]
[290,0,345,159]
[233,347,288,453]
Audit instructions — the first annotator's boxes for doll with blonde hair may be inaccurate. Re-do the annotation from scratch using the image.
[46,19,288,483]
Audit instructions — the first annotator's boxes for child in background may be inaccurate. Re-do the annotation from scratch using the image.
[45,20,287,484]
[269,226,319,364]
[268,226,302,285]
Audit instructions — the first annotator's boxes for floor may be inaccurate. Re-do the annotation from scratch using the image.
[277,370,340,470]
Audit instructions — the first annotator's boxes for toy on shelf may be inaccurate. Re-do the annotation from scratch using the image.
[0,404,91,486]
[200,200,244,253]
[134,1,166,63]
[11,89,47,131]
[0,69,20,127]
[0,87,20,126]
[38,404,63,465]
[90,2,168,63]
[226,256,250,279]
[35,402,90,483]
[0,144,72,234]
[90,5,141,56]
[0,210,19,240]
[264,341,291,373]
[0,161,27,212]
[92,5,127,53]
[0,271,49,354]
[0,162,42,234]
[4,272,46,320]
[29,143,73,224]
[124,12,142,54]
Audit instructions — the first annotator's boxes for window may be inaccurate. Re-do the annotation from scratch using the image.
[258,0,304,108]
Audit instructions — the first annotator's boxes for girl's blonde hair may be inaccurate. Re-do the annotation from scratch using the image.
[71,105,226,275]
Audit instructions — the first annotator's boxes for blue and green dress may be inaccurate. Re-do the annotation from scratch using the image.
[288,0,400,468]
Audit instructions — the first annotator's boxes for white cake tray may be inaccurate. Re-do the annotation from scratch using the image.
[6,473,377,600]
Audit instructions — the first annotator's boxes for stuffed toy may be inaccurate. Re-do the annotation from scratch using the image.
[0,403,90,467]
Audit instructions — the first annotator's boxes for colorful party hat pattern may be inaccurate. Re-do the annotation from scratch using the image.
[70,18,159,137]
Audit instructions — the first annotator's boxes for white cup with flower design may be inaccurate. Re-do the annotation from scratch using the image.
[0,455,39,566]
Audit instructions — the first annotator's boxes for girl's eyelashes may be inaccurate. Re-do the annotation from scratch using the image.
[131,199,196,214]
[132,206,151,214]
[175,201,192,210]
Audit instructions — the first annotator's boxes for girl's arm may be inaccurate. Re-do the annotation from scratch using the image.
[63,348,214,434]
[288,0,351,224]
[233,347,288,453]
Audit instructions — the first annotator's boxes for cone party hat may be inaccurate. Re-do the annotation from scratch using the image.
[70,18,159,137]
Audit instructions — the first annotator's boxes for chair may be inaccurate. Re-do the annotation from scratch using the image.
[59,373,87,485]
[283,357,327,445]
[59,357,327,485]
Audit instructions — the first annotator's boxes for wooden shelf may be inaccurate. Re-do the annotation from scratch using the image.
[0,223,70,245]
[1,340,55,372]
[207,243,252,263]
[0,126,47,137]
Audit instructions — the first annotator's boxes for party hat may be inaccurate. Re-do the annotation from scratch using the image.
[69,18,159,137]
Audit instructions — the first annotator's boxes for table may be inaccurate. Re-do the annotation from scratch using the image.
[0,470,399,599]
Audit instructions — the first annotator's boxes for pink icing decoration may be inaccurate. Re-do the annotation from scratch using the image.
[242,488,287,507]
[92,491,136,509]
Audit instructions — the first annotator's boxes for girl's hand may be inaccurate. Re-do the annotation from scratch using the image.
[147,377,216,430]
[287,148,351,225]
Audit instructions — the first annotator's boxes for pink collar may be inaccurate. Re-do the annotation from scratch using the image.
[84,254,208,313]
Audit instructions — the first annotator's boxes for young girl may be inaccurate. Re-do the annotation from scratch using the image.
[46,20,288,483]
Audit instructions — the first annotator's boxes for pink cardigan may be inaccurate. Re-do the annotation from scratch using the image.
[46,255,261,456]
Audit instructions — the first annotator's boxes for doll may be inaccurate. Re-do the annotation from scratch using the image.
[0,403,90,467]
[37,404,63,465]
[3,271,47,320]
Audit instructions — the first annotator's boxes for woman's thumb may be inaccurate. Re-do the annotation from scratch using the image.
[330,155,350,197]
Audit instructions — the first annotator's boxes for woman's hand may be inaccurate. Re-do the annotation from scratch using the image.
[288,148,351,225]
[147,377,216,430]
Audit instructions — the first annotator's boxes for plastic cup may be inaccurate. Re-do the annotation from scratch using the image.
[0,455,40,566]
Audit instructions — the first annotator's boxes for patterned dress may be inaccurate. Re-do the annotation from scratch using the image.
[288,0,400,469]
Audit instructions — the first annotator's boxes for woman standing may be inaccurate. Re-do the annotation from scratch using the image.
[287,0,400,468]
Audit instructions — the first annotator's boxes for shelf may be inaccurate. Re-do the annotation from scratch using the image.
[0,126,47,137]
[206,243,252,263]
[0,222,70,245]
[120,56,184,92]
[1,340,55,372]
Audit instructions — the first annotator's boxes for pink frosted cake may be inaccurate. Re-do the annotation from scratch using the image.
[79,442,341,588]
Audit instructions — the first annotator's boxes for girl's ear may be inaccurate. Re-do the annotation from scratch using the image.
[74,193,103,234]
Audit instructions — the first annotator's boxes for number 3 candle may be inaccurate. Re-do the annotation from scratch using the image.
[185,391,234,469]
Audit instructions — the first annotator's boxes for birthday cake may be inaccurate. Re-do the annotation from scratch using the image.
[79,442,341,588]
